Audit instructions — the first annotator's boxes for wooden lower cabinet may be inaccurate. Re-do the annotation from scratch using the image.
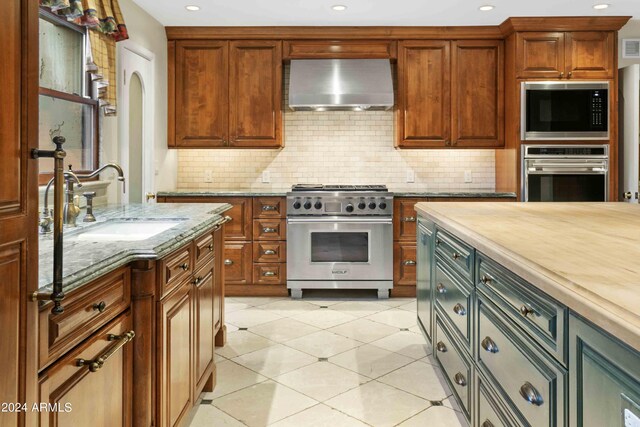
[393,242,417,286]
[37,311,134,427]
[193,260,215,397]
[224,242,252,285]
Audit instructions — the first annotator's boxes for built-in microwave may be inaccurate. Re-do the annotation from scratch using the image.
[521,81,609,141]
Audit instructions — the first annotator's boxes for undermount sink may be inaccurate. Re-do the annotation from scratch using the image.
[71,219,185,242]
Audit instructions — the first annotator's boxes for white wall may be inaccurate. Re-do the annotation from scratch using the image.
[101,0,176,203]
[620,19,640,68]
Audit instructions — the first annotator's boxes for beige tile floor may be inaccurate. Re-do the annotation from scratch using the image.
[190,295,467,427]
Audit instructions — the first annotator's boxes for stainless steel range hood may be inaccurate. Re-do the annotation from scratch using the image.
[289,59,394,111]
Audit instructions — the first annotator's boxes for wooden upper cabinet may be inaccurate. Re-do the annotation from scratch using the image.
[397,41,451,148]
[173,41,229,147]
[228,40,283,148]
[451,40,504,147]
[516,32,565,79]
[565,31,615,79]
[283,40,397,59]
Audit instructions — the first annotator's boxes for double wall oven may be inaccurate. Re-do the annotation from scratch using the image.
[286,185,393,299]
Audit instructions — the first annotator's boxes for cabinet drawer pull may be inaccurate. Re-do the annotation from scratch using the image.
[568,71,573,78]
[76,330,135,373]
[435,238,442,246]
[452,252,461,260]
[92,301,107,313]
[207,243,214,252]
[403,260,416,266]
[224,259,234,266]
[180,263,189,271]
[480,274,492,284]
[481,421,495,427]
[263,249,277,255]
[436,341,447,353]
[192,277,202,285]
[453,372,467,386]
[263,271,277,277]
[481,336,499,354]
[436,283,446,294]
[559,72,565,78]
[519,382,544,406]
[262,227,277,233]
[262,205,277,211]
[222,215,232,224]
[452,303,466,316]
[519,304,535,318]
[402,216,416,222]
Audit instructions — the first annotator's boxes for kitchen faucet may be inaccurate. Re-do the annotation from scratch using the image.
[40,171,82,234]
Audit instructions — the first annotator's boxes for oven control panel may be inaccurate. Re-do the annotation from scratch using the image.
[287,193,393,216]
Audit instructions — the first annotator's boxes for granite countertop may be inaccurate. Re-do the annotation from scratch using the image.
[38,203,231,294]
[415,202,640,351]
[158,188,517,198]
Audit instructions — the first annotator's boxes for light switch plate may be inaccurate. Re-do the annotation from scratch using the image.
[262,171,271,183]
[204,170,213,183]
[464,170,473,183]
[406,170,415,183]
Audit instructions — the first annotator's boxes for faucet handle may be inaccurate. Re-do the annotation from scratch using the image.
[83,192,97,223]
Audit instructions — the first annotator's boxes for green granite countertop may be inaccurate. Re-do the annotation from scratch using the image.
[38,203,231,293]
[158,188,517,198]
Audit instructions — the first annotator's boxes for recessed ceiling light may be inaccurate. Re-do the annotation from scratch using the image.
[185,5,200,11]
[332,5,347,11]
[593,3,610,9]
[478,5,495,11]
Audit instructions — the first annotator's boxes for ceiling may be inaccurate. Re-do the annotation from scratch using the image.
[131,0,638,27]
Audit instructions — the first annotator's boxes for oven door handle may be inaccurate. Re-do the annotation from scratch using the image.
[527,167,607,174]
[287,217,393,225]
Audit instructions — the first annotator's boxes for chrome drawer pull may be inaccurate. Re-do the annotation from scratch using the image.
[403,260,416,266]
[436,283,446,294]
[519,304,535,318]
[481,336,499,354]
[263,271,277,277]
[519,382,544,406]
[262,205,277,211]
[452,252,461,260]
[92,301,107,313]
[453,303,466,316]
[453,372,467,387]
[480,274,492,284]
[481,421,495,427]
[180,263,189,271]
[263,249,277,255]
[77,330,135,373]
[436,341,447,353]
[224,259,234,266]
[263,227,277,233]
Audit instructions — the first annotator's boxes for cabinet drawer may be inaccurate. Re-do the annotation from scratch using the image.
[253,197,286,218]
[477,253,566,364]
[434,260,472,350]
[434,317,473,421]
[38,267,131,370]
[253,241,286,263]
[194,230,215,271]
[393,198,425,241]
[158,243,194,297]
[477,371,519,427]
[253,263,286,285]
[477,296,567,427]
[253,218,286,240]
[224,242,252,285]
[393,242,417,286]
[435,228,473,282]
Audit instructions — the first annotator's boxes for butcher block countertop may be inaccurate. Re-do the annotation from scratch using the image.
[414,202,640,351]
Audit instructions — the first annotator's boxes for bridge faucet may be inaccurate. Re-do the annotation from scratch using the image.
[40,171,82,234]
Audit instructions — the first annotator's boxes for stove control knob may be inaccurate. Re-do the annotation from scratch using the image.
[368,202,377,210]
[358,202,366,210]
[378,201,387,210]
[314,201,323,209]
[293,201,301,209]
[345,204,354,213]
[304,201,312,210]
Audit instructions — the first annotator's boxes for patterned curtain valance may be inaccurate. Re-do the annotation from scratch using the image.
[40,0,129,116]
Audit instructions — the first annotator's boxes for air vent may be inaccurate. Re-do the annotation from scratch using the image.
[622,39,640,59]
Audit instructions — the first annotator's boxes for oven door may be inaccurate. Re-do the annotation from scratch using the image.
[287,217,393,281]
[523,159,608,202]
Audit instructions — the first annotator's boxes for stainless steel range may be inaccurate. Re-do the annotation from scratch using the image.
[286,184,394,299]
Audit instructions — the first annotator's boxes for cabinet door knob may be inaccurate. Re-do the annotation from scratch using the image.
[453,372,467,387]
[263,271,276,277]
[560,72,565,78]
[568,71,573,78]
[436,341,447,353]
[263,249,276,255]
[436,283,446,294]
[453,303,466,316]
[519,304,535,318]
[263,227,277,233]
[192,277,202,286]
[208,243,214,252]
[92,301,107,313]
[481,421,495,427]
[452,252,461,260]
[224,259,234,266]
[435,238,442,246]
[480,274,492,284]
[519,382,544,406]
[403,260,416,266]
[180,263,189,271]
[481,336,499,354]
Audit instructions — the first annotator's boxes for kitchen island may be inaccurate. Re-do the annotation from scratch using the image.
[414,202,640,427]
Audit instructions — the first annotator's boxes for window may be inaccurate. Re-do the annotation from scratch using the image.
[38,9,99,184]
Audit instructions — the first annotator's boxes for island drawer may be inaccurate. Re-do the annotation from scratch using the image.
[477,253,566,364]
[253,219,286,240]
[253,197,286,218]
[477,295,567,427]
[194,230,215,270]
[434,317,473,421]
[434,259,472,350]
[477,370,520,427]
[38,267,131,370]
[253,263,286,285]
[158,243,194,298]
[435,228,474,283]
[253,241,286,263]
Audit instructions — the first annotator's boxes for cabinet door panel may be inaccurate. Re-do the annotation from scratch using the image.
[224,242,252,285]
[565,32,614,79]
[229,41,282,148]
[452,40,504,147]
[397,41,451,147]
[516,32,565,79]
[394,242,417,286]
[193,265,214,396]
[174,41,228,147]
[393,198,425,241]
[213,227,224,337]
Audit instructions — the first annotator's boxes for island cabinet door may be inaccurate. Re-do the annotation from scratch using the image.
[569,313,640,427]
[213,226,224,335]
[158,283,193,427]
[193,260,215,398]
[37,311,134,427]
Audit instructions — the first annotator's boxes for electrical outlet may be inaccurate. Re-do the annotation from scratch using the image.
[204,170,213,183]
[262,171,271,183]
[464,170,473,183]
[406,170,415,183]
